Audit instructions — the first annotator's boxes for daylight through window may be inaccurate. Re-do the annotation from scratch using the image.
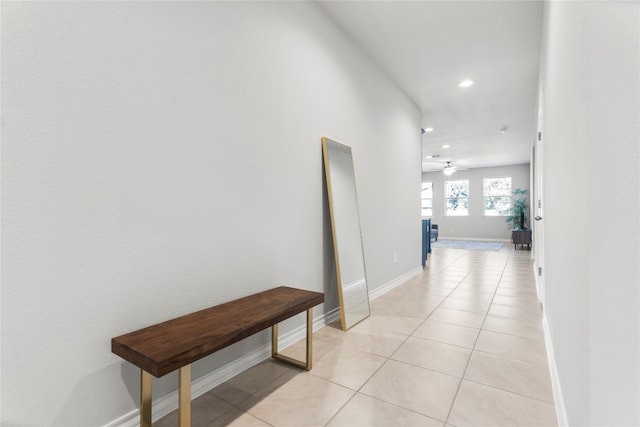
[421,182,433,217]
[445,180,469,216]
[483,177,512,216]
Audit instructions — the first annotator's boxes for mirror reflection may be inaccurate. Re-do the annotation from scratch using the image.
[322,137,370,330]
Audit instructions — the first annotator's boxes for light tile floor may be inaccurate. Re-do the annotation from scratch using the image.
[155,245,557,427]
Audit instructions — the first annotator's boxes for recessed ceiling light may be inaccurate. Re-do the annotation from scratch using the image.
[423,127,434,133]
[442,145,450,149]
[459,79,474,88]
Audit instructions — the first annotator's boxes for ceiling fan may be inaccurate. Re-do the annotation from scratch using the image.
[442,161,468,176]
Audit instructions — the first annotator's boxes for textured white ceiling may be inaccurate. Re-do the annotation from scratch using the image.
[318,1,544,172]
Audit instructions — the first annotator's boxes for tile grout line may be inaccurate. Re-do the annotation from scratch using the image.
[461,377,557,406]
[443,248,511,425]
[415,247,498,423]
[443,248,548,425]
[325,248,478,426]
[214,247,544,427]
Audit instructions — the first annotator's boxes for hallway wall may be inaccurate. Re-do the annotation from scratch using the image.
[538,2,639,425]
[1,3,421,425]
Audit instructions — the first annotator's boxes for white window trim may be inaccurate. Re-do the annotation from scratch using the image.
[445,179,469,217]
[483,176,512,216]
[421,181,433,217]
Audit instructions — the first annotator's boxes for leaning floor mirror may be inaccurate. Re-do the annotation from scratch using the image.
[322,137,371,330]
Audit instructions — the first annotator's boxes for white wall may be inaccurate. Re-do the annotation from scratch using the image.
[0,2,421,425]
[538,1,639,425]
[422,164,530,240]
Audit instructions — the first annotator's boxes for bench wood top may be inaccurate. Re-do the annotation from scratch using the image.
[111,286,324,377]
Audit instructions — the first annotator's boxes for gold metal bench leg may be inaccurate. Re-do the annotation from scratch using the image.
[306,308,313,370]
[140,369,152,427]
[179,365,191,427]
[272,322,279,358]
[271,308,313,371]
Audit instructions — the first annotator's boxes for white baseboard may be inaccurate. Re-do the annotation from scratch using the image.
[106,266,424,427]
[533,265,568,426]
[438,236,511,242]
[105,307,341,427]
[369,266,423,301]
[541,308,569,426]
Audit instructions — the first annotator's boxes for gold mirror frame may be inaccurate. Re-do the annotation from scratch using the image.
[322,137,371,330]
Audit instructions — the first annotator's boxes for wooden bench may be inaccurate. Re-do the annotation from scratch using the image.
[111,286,324,427]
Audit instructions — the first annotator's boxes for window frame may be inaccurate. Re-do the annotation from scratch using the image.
[444,179,470,216]
[421,181,433,217]
[483,176,512,217]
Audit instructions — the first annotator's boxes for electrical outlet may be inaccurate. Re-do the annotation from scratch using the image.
[393,253,398,263]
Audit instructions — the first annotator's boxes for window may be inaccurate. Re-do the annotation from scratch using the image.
[445,180,469,216]
[483,176,512,216]
[421,181,433,217]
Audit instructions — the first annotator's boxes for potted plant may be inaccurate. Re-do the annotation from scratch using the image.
[506,188,531,249]
[506,188,529,230]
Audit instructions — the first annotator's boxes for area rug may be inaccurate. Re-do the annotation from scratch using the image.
[431,239,504,251]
